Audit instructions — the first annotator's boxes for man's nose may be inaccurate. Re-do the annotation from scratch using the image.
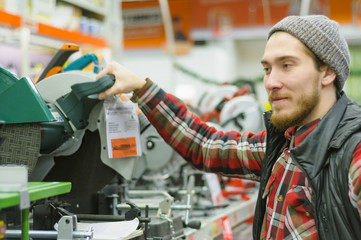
[264,69,283,90]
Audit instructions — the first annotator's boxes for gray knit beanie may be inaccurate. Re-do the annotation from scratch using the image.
[268,15,350,91]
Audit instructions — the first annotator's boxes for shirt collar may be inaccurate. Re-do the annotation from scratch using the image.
[284,118,321,148]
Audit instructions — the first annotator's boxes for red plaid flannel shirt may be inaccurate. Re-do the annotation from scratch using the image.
[131,79,361,239]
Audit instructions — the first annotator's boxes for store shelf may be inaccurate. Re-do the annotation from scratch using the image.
[340,24,361,44]
[0,182,72,209]
[61,0,106,16]
[37,22,107,47]
[191,24,361,43]
[0,9,107,48]
[191,26,270,41]
[0,10,21,28]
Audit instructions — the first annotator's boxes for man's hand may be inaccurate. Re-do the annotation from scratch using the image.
[96,61,146,100]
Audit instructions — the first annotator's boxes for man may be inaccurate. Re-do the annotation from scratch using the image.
[97,15,361,239]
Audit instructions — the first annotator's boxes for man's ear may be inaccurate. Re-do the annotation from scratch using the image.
[321,66,337,87]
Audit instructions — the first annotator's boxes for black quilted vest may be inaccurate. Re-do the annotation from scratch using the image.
[253,93,361,240]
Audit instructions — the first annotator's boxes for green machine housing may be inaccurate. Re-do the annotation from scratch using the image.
[0,67,114,154]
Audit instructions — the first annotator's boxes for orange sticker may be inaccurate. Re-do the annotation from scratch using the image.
[111,137,137,158]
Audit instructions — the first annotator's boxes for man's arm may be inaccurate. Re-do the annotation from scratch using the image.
[131,79,266,180]
[97,62,266,180]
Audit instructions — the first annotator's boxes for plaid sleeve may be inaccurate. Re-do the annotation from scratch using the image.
[349,142,361,218]
[131,79,266,181]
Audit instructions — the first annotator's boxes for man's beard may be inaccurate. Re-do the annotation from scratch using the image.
[269,85,320,131]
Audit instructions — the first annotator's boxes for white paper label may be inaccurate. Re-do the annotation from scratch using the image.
[104,98,141,158]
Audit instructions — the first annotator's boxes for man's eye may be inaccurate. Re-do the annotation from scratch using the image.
[263,67,270,73]
[283,64,291,69]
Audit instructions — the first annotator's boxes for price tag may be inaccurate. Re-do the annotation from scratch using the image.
[104,98,141,158]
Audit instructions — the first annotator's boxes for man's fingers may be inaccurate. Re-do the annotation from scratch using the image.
[96,61,117,80]
[98,88,113,100]
[96,61,133,100]
[96,65,111,80]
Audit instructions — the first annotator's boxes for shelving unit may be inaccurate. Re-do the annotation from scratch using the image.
[0,182,71,240]
[0,0,121,77]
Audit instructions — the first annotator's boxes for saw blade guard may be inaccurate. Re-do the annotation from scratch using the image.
[33,71,144,184]
[219,95,264,132]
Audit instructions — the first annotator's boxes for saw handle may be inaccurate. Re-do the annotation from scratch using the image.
[71,74,115,100]
[56,74,115,129]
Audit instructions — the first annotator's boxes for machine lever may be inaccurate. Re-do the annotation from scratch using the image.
[125,202,151,223]
[70,74,115,100]
[38,43,79,82]
[184,219,201,230]
[56,74,115,129]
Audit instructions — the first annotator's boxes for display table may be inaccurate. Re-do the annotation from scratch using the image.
[0,182,72,240]
[184,191,257,239]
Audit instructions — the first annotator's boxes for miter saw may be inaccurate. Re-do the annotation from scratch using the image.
[0,43,206,239]
[0,43,152,238]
